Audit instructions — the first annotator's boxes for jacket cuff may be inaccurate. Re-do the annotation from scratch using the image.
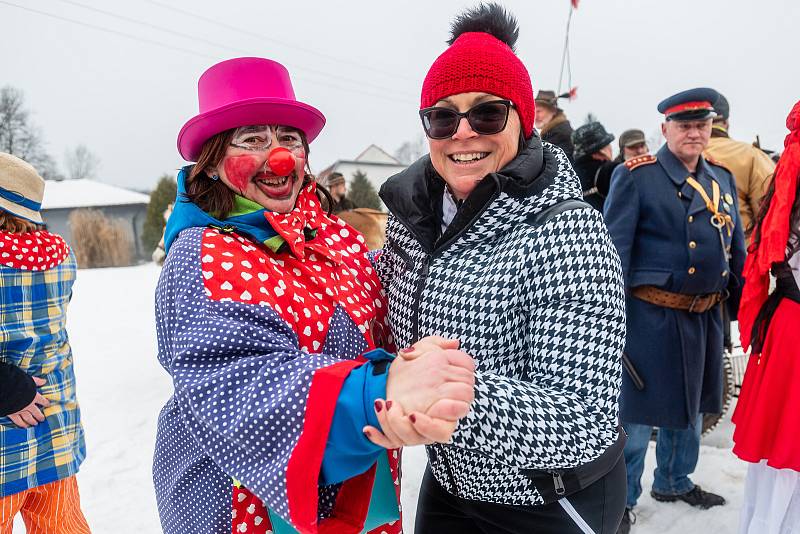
[320,349,394,485]
[361,348,394,429]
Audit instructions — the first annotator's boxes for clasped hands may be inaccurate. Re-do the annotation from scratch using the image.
[364,336,475,449]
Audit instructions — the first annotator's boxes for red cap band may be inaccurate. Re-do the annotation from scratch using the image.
[664,101,713,116]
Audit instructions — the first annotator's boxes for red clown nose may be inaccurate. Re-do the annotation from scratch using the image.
[268,147,296,176]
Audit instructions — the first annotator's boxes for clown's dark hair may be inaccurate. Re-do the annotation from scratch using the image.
[448,2,520,50]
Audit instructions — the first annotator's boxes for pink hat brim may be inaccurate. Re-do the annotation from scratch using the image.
[177,97,326,162]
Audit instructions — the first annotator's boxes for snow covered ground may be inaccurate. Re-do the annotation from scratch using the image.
[13,264,747,533]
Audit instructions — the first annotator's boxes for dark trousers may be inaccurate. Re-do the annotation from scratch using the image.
[414,457,627,534]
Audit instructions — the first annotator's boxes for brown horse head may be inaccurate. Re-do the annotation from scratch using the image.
[336,208,388,251]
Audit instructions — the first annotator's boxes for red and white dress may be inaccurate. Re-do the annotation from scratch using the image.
[733,248,800,534]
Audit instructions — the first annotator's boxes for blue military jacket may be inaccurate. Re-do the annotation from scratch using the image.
[604,144,746,429]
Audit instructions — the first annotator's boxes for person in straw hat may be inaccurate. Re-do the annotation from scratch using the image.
[153,57,476,534]
[0,153,90,533]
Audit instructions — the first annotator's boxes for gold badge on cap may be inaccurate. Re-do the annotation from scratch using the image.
[724,193,734,204]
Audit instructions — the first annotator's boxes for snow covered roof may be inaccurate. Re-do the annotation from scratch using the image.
[41,179,150,210]
[353,144,401,164]
[318,144,405,180]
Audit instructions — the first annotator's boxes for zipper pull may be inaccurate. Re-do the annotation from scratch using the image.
[553,472,566,496]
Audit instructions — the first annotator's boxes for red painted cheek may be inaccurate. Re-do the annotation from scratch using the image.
[224,155,263,193]
[294,150,306,175]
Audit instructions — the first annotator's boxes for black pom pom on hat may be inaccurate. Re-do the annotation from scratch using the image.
[448,2,519,51]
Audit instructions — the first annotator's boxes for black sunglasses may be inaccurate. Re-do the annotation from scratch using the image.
[419,100,514,139]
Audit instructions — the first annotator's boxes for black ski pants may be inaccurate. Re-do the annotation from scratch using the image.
[414,456,627,534]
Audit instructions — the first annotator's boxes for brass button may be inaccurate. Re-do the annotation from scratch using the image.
[722,270,728,277]
[689,241,697,249]
[688,267,696,274]
[688,215,694,223]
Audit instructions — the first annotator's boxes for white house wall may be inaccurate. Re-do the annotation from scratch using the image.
[332,162,407,206]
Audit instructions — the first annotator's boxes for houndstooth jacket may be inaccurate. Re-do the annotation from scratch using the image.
[376,138,626,506]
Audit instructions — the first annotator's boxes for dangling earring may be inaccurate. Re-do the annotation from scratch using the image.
[211,174,220,181]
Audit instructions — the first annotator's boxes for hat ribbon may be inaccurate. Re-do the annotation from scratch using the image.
[0,186,41,211]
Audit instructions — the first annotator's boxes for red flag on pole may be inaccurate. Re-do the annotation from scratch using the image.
[568,86,578,100]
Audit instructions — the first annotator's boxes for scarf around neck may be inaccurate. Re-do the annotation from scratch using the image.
[164,166,330,259]
[739,100,800,350]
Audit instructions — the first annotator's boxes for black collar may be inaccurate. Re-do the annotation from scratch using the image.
[380,135,555,254]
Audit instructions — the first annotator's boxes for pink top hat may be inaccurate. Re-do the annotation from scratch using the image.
[177,57,326,162]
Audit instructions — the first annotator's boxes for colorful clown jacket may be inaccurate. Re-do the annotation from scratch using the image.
[153,183,401,534]
[0,230,86,497]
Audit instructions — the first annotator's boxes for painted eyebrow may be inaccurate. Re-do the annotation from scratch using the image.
[236,125,270,134]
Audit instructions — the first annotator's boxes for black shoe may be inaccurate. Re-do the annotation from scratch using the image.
[616,507,635,534]
[650,485,726,509]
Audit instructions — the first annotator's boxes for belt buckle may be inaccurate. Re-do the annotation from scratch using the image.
[688,295,702,313]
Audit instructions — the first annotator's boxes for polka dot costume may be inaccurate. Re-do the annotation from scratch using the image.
[153,187,400,534]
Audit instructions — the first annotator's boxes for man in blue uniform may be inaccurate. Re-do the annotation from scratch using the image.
[604,88,746,533]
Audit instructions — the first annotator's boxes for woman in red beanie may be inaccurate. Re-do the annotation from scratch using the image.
[367,4,627,533]
[732,99,800,533]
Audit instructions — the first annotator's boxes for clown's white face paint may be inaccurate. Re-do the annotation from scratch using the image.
[211,125,307,213]
[229,125,304,153]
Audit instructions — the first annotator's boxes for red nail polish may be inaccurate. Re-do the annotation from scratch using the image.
[374,400,382,413]
[409,414,417,423]
[399,347,413,353]
[363,429,371,437]
[386,400,393,410]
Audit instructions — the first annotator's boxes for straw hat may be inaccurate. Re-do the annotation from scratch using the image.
[0,153,45,223]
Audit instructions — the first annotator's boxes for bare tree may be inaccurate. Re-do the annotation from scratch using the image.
[65,144,100,180]
[0,86,61,179]
[394,134,427,165]
[0,87,28,153]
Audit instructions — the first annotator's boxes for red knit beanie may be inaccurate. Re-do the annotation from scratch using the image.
[421,5,535,138]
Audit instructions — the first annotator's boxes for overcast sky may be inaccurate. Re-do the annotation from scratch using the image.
[1,0,798,191]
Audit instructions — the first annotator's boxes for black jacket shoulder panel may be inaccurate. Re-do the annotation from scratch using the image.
[525,199,592,227]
